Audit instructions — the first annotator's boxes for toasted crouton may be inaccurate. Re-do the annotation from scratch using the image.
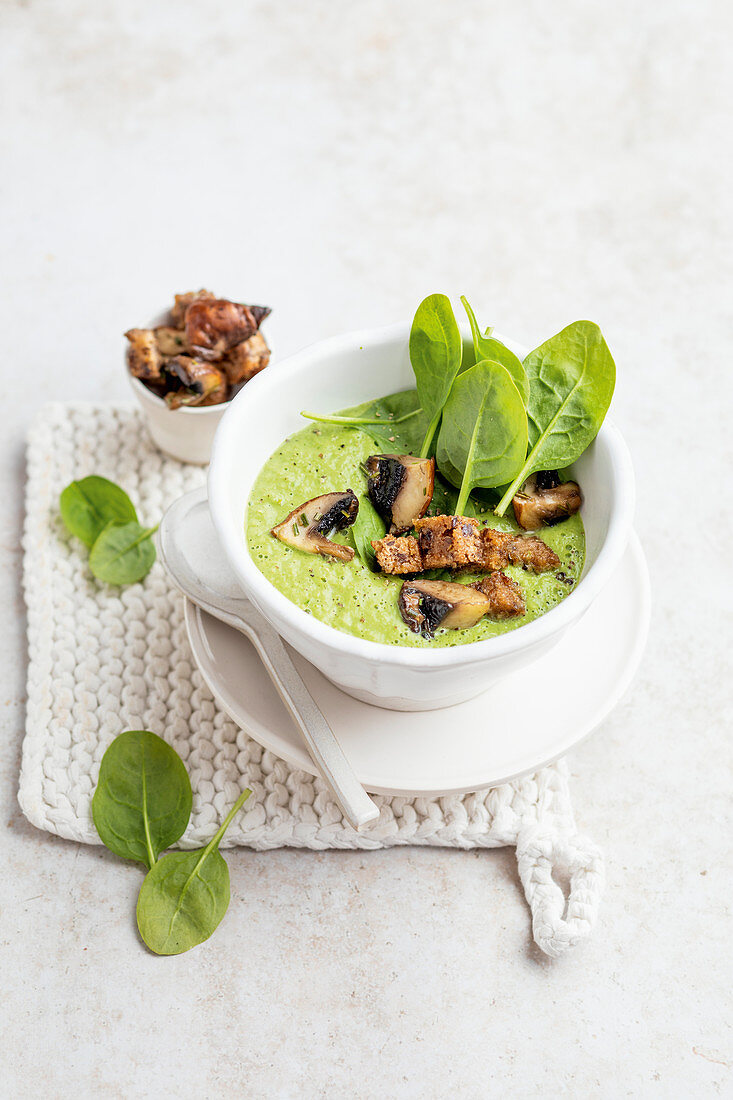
[371,535,423,575]
[125,328,163,382]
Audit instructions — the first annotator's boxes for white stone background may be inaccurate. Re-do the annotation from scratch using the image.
[2,0,732,1096]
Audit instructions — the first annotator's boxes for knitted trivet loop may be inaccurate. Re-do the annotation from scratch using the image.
[516,827,605,958]
[20,402,604,956]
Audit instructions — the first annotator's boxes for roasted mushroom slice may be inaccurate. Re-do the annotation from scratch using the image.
[512,471,582,530]
[185,299,271,360]
[164,356,228,409]
[222,331,271,388]
[365,454,435,534]
[125,328,163,382]
[153,326,188,356]
[271,490,359,562]
[398,579,491,638]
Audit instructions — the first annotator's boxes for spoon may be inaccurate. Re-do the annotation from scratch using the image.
[158,487,380,829]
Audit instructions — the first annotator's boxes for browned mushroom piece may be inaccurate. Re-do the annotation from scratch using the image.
[125,328,163,382]
[222,331,271,389]
[185,299,271,361]
[271,490,359,562]
[398,579,491,638]
[164,356,228,409]
[153,326,189,356]
[512,471,582,530]
[170,289,217,328]
[365,454,435,534]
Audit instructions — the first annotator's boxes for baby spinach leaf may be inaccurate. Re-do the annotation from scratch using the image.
[426,470,458,517]
[136,788,251,955]
[89,521,158,585]
[437,360,528,516]
[409,293,463,457]
[495,320,616,515]
[302,389,430,455]
[92,731,192,869]
[60,476,138,548]
[350,494,386,571]
[460,297,530,406]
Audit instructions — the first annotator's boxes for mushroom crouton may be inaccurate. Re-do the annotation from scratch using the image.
[471,572,526,619]
[414,515,485,569]
[371,534,424,575]
[125,328,163,382]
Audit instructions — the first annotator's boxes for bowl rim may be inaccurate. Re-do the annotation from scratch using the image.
[208,321,636,669]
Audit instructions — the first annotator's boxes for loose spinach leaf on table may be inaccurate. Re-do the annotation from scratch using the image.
[302,389,430,455]
[460,297,530,406]
[495,320,616,516]
[89,520,158,585]
[136,788,251,956]
[409,293,463,457]
[60,476,138,548]
[349,494,386,570]
[437,360,528,516]
[92,731,192,869]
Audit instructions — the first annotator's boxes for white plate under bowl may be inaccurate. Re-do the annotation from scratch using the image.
[184,533,650,797]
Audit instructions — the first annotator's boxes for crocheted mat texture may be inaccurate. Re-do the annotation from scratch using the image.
[20,402,604,956]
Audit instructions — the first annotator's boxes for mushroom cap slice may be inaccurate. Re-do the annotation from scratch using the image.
[185,299,271,360]
[271,490,359,562]
[512,472,582,530]
[164,356,227,408]
[398,578,491,638]
[365,454,435,534]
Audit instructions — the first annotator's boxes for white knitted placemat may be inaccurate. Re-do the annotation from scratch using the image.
[20,402,603,956]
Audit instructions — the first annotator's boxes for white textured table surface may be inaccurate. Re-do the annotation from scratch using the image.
[2,2,731,1096]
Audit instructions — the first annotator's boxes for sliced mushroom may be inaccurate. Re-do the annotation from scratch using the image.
[398,579,491,638]
[164,356,228,409]
[365,454,435,534]
[271,490,359,562]
[185,298,271,360]
[512,471,582,530]
[125,328,163,381]
[154,326,188,356]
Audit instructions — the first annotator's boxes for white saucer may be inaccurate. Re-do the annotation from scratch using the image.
[184,532,650,797]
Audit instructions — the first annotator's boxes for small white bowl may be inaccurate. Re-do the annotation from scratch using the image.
[129,375,228,465]
[127,310,271,465]
[208,322,635,711]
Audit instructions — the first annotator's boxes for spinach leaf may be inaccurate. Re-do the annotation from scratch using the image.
[495,320,616,515]
[426,470,458,517]
[437,360,528,516]
[302,389,430,455]
[409,293,463,457]
[350,494,386,571]
[460,297,530,406]
[136,788,251,955]
[89,521,158,585]
[60,476,138,548]
[92,731,192,869]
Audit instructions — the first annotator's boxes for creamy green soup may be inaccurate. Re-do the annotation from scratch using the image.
[247,423,585,648]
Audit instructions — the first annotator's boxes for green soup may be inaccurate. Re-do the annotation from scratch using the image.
[247,423,585,648]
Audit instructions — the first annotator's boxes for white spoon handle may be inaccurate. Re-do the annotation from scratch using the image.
[158,488,380,830]
[237,607,380,829]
